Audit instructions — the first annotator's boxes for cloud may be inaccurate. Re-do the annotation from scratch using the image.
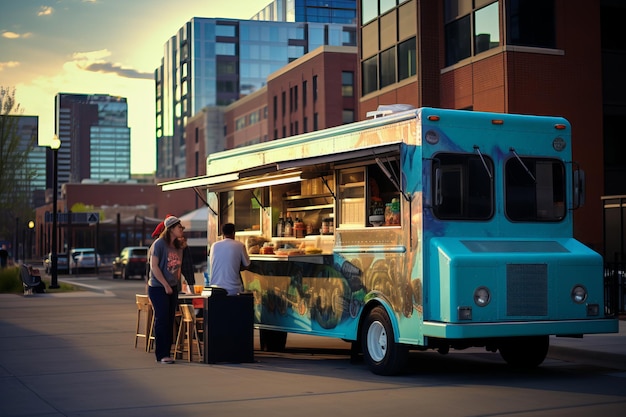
[0,61,20,71]
[2,31,33,39]
[80,62,153,79]
[38,6,54,16]
[71,49,152,80]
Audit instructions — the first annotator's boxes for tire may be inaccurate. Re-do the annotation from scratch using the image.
[499,335,549,369]
[260,329,287,352]
[361,306,408,375]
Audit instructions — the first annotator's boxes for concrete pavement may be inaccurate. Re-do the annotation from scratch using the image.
[0,285,624,417]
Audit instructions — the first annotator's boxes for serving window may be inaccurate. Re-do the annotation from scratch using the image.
[218,188,266,234]
[337,159,401,228]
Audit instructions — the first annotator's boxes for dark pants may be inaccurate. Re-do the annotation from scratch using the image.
[148,285,178,361]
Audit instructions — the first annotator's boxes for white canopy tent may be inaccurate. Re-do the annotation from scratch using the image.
[179,207,208,233]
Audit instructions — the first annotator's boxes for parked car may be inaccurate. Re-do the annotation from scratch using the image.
[43,252,69,274]
[112,246,148,280]
[69,248,101,274]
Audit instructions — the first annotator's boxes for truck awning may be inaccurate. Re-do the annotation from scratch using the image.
[159,142,402,192]
[159,172,239,192]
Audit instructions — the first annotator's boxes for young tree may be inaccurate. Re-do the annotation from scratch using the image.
[0,86,37,249]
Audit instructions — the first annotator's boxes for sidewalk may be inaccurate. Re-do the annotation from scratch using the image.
[0,288,624,417]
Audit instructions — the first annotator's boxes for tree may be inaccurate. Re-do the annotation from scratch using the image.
[0,86,37,251]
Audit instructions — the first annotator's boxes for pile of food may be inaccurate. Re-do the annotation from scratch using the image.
[246,236,269,254]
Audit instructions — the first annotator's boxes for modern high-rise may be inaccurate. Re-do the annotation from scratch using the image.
[52,93,131,194]
[250,0,357,23]
[155,16,357,179]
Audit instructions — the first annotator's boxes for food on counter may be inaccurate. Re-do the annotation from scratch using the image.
[275,249,305,256]
[259,245,274,254]
[247,236,269,254]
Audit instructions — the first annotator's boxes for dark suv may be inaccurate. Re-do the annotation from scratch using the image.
[112,246,148,280]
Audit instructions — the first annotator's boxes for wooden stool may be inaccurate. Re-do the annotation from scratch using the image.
[174,304,204,362]
[134,294,153,351]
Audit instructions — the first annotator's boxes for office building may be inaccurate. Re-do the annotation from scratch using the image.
[155,16,357,179]
[356,0,625,254]
[52,93,131,195]
[251,0,357,23]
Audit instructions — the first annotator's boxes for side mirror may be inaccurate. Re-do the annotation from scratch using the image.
[434,167,443,206]
[573,169,585,209]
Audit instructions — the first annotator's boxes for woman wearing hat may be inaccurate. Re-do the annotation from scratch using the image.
[148,215,185,364]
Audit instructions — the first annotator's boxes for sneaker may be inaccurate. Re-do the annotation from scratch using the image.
[159,357,175,364]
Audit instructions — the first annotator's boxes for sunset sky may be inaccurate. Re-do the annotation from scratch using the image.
[0,0,270,174]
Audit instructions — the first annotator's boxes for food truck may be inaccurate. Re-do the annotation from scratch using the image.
[161,107,618,375]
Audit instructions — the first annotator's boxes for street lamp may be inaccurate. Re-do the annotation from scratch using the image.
[50,135,61,289]
[28,221,35,261]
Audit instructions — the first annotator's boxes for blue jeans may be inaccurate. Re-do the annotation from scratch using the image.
[148,285,178,361]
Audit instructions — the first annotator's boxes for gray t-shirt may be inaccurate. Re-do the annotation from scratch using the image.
[148,238,182,288]
[209,237,250,295]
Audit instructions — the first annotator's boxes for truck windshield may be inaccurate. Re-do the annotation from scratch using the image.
[505,157,565,222]
[432,153,494,220]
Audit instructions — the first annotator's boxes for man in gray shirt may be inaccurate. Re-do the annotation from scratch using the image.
[209,223,250,295]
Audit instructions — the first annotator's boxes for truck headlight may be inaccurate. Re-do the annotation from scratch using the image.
[571,285,587,304]
[474,286,491,307]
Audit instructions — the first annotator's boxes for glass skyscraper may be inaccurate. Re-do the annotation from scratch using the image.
[54,93,130,190]
[155,13,357,178]
[250,0,357,24]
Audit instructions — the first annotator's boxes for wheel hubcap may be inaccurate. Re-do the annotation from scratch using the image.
[367,321,387,362]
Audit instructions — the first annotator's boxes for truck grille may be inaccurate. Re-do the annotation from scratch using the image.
[506,264,548,316]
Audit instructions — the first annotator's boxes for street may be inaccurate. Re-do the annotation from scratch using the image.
[1,273,625,417]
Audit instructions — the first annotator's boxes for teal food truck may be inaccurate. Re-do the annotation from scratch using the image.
[161,107,618,375]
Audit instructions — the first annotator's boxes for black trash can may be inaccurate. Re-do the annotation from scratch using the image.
[203,291,254,364]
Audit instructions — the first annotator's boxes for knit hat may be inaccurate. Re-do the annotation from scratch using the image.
[164,215,182,229]
[151,213,173,238]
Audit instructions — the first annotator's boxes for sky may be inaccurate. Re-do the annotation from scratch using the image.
[0,0,271,174]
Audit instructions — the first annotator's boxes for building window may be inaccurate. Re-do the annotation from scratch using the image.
[273,96,278,120]
[398,37,416,80]
[235,116,246,131]
[293,85,298,111]
[216,42,236,56]
[444,0,499,67]
[282,91,286,116]
[380,47,396,88]
[342,71,354,97]
[362,56,377,95]
[507,0,555,48]
[342,109,354,124]
[361,0,378,24]
[380,0,396,15]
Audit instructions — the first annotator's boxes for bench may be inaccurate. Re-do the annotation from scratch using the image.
[20,264,44,295]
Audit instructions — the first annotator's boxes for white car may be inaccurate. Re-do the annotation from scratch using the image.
[69,248,101,274]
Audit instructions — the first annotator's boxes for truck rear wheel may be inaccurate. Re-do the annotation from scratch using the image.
[499,335,549,369]
[361,306,408,375]
[260,329,287,352]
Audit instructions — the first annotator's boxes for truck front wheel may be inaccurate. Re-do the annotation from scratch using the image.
[361,306,408,375]
[499,335,549,369]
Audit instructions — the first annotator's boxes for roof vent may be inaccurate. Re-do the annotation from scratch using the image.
[366,104,415,119]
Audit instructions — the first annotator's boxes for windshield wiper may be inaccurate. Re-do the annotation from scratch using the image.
[473,145,493,179]
[509,147,536,183]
